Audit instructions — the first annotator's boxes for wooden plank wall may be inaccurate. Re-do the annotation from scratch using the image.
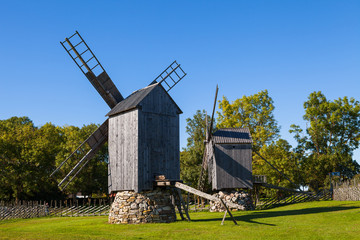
[108,85,181,193]
[214,144,252,189]
[108,109,139,192]
[138,85,180,191]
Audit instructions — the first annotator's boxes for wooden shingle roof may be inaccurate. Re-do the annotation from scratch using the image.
[212,128,253,144]
[106,83,182,116]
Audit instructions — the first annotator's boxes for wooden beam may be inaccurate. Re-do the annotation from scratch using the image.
[176,188,191,221]
[174,182,241,209]
[171,188,185,221]
[219,198,237,225]
[221,210,227,225]
[174,182,239,225]
[254,151,297,188]
[175,182,217,201]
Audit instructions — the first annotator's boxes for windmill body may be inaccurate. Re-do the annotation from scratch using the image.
[208,128,253,190]
[106,83,182,193]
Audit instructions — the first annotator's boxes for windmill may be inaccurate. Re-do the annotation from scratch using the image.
[196,86,303,212]
[50,31,187,194]
[198,86,253,193]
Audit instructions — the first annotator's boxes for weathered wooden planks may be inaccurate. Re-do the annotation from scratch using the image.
[213,144,252,190]
[108,84,181,193]
[108,109,139,192]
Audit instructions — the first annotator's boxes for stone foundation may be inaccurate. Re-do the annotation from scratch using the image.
[108,189,176,224]
[210,191,254,212]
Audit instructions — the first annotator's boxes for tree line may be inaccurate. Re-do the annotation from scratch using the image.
[181,90,360,193]
[0,117,107,201]
[1,90,360,200]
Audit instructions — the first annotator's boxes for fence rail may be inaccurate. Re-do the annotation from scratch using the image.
[1,199,110,220]
[1,188,336,220]
[256,190,332,210]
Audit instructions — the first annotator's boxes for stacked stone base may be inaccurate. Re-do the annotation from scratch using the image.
[108,189,176,224]
[210,191,254,212]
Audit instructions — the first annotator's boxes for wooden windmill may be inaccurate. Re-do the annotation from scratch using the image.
[51,31,186,194]
[198,86,253,192]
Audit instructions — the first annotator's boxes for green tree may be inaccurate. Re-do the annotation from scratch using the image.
[0,117,63,201]
[180,110,213,188]
[290,91,360,191]
[0,116,109,200]
[253,139,301,191]
[217,89,280,151]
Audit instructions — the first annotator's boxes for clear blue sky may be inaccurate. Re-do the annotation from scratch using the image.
[1,1,360,161]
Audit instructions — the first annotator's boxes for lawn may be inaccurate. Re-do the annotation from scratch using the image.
[1,201,359,240]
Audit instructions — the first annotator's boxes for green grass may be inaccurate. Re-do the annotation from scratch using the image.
[1,201,359,240]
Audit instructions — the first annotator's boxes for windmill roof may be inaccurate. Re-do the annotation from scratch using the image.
[212,128,253,144]
[106,83,182,116]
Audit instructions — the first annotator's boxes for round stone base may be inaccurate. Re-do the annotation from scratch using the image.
[210,190,254,212]
[108,189,176,224]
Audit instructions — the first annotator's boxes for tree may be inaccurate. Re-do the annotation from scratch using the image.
[253,139,301,191]
[180,110,213,188]
[0,117,63,201]
[0,116,109,200]
[290,91,360,191]
[28,122,64,200]
[217,89,280,151]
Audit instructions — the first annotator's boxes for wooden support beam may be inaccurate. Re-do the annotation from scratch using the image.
[176,188,191,221]
[174,182,240,209]
[174,182,238,225]
[254,151,297,188]
[219,198,237,225]
[171,188,186,221]
[221,210,227,225]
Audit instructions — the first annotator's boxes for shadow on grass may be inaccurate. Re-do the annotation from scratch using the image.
[191,203,359,226]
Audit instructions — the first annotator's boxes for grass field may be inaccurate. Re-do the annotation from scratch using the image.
[1,201,359,240]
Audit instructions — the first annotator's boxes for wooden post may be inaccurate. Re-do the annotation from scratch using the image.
[221,210,227,225]
[219,198,237,225]
[176,188,191,221]
[98,199,101,216]
[37,201,39,217]
[172,188,185,221]
[187,192,190,213]
[194,194,197,212]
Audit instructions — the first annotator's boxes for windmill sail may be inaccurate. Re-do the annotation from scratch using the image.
[198,85,219,191]
[61,31,124,108]
[151,61,187,92]
[53,31,126,190]
[51,120,109,190]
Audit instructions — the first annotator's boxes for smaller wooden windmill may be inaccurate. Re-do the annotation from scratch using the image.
[198,86,253,192]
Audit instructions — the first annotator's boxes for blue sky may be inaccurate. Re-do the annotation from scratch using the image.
[1,1,360,161]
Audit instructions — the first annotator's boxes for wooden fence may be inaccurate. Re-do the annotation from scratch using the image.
[256,190,332,210]
[1,189,335,220]
[1,199,110,220]
[333,179,360,201]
